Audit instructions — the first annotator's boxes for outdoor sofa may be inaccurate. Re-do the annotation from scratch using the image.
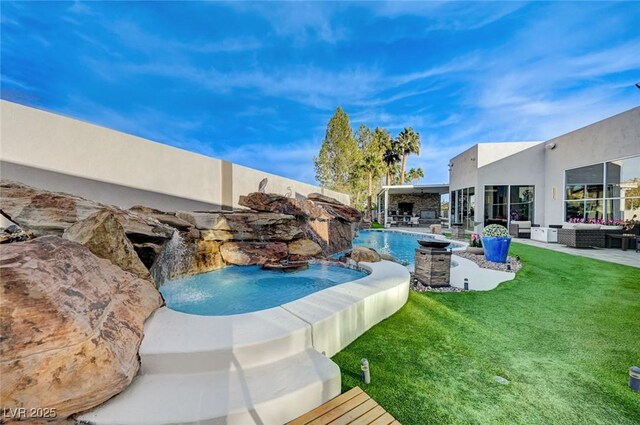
[557,223,623,248]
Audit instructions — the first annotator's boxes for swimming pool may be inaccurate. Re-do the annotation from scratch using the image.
[160,263,367,316]
[353,229,465,268]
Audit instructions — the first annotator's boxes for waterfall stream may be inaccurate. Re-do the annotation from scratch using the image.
[151,231,190,286]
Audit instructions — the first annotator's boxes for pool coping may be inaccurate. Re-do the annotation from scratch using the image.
[139,259,410,365]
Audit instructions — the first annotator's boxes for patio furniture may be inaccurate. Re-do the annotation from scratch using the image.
[606,234,637,251]
[408,216,420,227]
[531,227,558,243]
[509,221,538,238]
[558,228,606,248]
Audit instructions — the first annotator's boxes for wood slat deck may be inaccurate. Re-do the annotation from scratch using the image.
[287,387,401,425]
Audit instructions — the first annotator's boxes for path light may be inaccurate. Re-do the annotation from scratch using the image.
[630,366,640,392]
[464,278,469,290]
[361,358,371,384]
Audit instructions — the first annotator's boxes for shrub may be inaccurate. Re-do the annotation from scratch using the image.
[371,221,384,229]
[482,224,510,238]
[470,232,483,247]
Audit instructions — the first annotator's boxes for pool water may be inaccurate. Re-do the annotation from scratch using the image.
[160,263,367,316]
[353,230,464,268]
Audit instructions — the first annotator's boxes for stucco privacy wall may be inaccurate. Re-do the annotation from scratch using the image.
[542,106,640,225]
[0,101,349,210]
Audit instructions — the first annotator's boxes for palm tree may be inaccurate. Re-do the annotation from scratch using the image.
[356,125,385,221]
[396,127,421,184]
[407,167,424,184]
[379,129,401,186]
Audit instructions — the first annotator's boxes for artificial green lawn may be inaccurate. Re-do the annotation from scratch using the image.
[332,243,640,424]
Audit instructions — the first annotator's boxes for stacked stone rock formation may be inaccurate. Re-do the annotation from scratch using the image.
[1,181,361,280]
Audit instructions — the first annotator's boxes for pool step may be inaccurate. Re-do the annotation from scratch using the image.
[139,307,313,374]
[78,348,341,425]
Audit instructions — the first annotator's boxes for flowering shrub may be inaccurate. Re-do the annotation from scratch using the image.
[470,232,483,247]
[482,224,510,238]
[568,217,625,225]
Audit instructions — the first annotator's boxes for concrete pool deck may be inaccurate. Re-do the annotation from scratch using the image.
[79,260,410,425]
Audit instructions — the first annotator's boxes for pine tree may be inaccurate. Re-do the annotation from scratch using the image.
[314,107,360,201]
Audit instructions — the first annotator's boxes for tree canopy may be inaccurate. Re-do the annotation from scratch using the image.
[314,107,425,212]
[314,107,360,195]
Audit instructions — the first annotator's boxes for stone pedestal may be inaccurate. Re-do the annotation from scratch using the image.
[414,247,451,287]
[451,225,466,240]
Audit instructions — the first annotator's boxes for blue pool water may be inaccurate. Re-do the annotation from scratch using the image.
[353,230,464,268]
[160,264,367,316]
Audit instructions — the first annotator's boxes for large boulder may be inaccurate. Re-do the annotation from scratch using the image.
[186,240,224,275]
[0,236,162,420]
[288,239,323,257]
[63,210,152,281]
[306,219,354,255]
[238,192,329,220]
[350,246,382,263]
[307,193,362,223]
[128,206,194,231]
[220,242,288,266]
[177,211,302,242]
[0,180,174,243]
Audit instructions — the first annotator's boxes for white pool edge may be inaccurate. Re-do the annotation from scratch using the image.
[79,260,410,425]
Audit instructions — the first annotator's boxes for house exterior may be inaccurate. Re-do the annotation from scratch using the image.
[449,107,640,230]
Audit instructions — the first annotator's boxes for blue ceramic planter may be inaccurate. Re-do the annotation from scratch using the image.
[481,236,512,263]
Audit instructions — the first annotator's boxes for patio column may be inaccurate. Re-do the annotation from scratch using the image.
[384,188,389,227]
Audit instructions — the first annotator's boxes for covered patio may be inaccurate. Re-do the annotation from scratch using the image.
[375,184,449,227]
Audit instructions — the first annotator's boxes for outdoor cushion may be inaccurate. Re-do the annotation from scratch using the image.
[601,225,623,230]
[574,223,601,230]
[562,222,576,229]
[511,220,531,229]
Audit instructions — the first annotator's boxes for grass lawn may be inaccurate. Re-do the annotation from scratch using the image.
[332,243,640,424]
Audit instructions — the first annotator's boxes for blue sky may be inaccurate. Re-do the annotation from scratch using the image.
[2,2,639,185]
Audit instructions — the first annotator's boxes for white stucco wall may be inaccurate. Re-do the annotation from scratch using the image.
[0,100,349,210]
[477,143,546,225]
[449,145,478,192]
[542,106,640,225]
[476,142,542,168]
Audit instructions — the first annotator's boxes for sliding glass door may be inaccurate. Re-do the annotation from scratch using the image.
[484,185,535,226]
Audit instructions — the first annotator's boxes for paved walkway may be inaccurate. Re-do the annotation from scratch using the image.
[511,237,640,268]
[392,226,640,268]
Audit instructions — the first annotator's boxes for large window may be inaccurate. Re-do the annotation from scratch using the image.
[510,185,535,222]
[564,156,640,222]
[450,187,475,230]
[483,185,535,226]
[484,185,509,226]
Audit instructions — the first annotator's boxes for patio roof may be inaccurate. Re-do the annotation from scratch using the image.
[376,184,450,196]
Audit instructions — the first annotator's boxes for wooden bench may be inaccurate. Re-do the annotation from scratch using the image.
[287,387,400,425]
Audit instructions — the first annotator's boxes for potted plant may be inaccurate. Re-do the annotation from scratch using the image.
[481,224,511,263]
[466,232,484,255]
